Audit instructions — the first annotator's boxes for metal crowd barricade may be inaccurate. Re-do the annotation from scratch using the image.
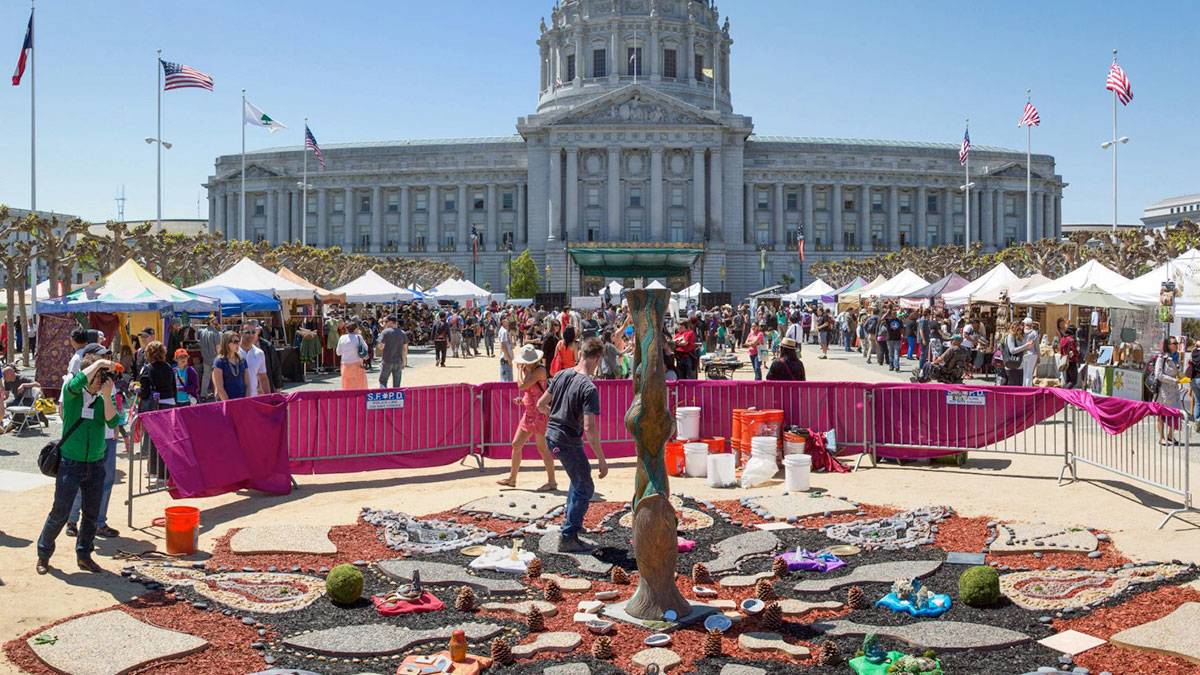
[478,380,637,460]
[125,422,169,529]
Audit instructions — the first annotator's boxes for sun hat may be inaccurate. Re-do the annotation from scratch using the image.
[1022,317,1034,325]
[514,344,544,365]
[780,337,799,350]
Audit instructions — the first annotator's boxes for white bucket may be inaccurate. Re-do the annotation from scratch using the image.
[706,453,736,488]
[783,454,812,492]
[784,439,806,456]
[676,406,702,441]
[741,436,781,488]
[684,443,709,477]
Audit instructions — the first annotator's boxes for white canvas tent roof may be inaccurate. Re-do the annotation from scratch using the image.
[331,270,415,303]
[427,277,491,303]
[865,269,929,298]
[674,282,711,301]
[189,257,313,300]
[972,274,1052,304]
[943,263,1019,307]
[1010,259,1131,305]
[782,279,834,303]
[646,280,668,290]
[1118,249,1200,319]
[840,274,887,303]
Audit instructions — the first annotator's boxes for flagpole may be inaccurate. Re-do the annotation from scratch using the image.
[964,118,971,251]
[156,48,162,231]
[301,118,308,246]
[240,88,246,242]
[29,0,37,312]
[1026,89,1033,243]
[1111,49,1118,233]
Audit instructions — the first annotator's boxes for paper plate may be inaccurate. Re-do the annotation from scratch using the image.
[824,544,861,556]
[459,545,488,556]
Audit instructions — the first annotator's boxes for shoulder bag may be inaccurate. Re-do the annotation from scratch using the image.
[38,416,86,477]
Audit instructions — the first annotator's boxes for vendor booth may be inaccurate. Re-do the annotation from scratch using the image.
[943,263,1019,307]
[332,270,416,303]
[903,273,969,307]
[782,279,834,304]
[865,269,929,299]
[427,278,491,305]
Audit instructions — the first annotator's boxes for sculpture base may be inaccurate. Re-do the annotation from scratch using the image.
[601,599,719,632]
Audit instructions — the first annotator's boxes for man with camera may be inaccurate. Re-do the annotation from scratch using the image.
[36,352,120,575]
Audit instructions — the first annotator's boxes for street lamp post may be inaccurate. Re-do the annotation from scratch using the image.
[959,179,976,248]
[545,264,552,293]
[145,137,172,232]
[296,179,312,245]
[1101,135,1129,233]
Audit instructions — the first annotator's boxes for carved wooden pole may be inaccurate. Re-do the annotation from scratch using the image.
[623,288,690,619]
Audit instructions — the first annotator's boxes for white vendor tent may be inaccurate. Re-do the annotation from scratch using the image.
[597,280,624,301]
[839,274,887,304]
[189,257,313,301]
[782,279,834,303]
[865,269,929,299]
[674,282,711,303]
[1119,249,1200,305]
[645,280,668,290]
[331,270,415,303]
[972,274,1052,305]
[943,263,1019,307]
[1009,259,1130,305]
[427,277,491,303]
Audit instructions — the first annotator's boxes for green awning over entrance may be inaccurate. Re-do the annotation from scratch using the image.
[567,244,703,278]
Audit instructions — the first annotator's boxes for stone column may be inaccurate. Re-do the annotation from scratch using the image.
[649,23,659,81]
[608,147,622,240]
[316,188,328,247]
[831,183,844,251]
[573,29,583,83]
[943,187,954,245]
[517,182,527,246]
[692,147,705,241]
[916,186,927,248]
[343,187,354,248]
[290,191,301,242]
[804,183,816,249]
[548,149,561,242]
[709,148,722,244]
[980,187,993,249]
[772,183,785,248]
[685,28,694,84]
[1054,194,1062,240]
[264,191,275,245]
[371,186,383,253]
[565,148,579,241]
[887,185,899,249]
[486,183,498,250]
[650,147,664,240]
[1035,190,1046,241]
[215,194,225,238]
[744,182,754,245]
[208,195,217,235]
[610,22,621,83]
[457,184,468,251]
[399,186,411,248]
[860,185,872,252]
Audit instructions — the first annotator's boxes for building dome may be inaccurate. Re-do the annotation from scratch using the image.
[537,0,732,114]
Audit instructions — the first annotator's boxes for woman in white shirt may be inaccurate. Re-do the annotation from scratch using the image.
[1021,318,1040,387]
[336,321,369,390]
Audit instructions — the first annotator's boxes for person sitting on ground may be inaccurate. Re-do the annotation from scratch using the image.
[766,337,807,381]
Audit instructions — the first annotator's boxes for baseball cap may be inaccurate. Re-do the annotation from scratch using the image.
[81,343,110,356]
[174,348,190,359]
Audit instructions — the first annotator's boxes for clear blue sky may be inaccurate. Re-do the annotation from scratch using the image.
[1,0,1195,225]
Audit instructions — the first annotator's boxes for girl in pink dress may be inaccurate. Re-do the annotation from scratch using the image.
[497,344,558,491]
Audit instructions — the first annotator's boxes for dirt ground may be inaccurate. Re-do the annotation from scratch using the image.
[1,344,1198,674]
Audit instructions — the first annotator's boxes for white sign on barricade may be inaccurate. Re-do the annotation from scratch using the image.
[945,390,986,407]
[365,391,406,410]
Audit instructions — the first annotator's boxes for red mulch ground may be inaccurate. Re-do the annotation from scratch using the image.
[3,592,270,675]
[1054,584,1200,675]
[934,515,990,554]
[800,503,901,529]
[205,521,396,571]
[987,537,1131,571]
[420,509,530,536]
[583,500,629,530]
[710,500,768,527]
[483,571,849,672]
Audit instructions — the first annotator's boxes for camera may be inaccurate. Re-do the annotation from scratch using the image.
[98,363,125,384]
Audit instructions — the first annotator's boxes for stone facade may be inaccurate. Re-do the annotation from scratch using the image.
[206,0,1064,300]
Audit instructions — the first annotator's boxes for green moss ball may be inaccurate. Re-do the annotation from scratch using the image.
[325,563,364,604]
[957,565,1001,607]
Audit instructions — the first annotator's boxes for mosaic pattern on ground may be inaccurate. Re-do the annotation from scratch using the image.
[361,508,492,554]
[989,522,1099,554]
[1000,564,1191,611]
[822,506,952,551]
[133,565,326,614]
[459,491,567,521]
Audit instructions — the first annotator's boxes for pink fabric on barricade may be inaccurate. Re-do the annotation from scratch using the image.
[479,380,637,460]
[1049,386,1183,433]
[140,394,293,499]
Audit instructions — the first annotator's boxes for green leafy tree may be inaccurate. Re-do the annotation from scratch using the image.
[508,250,540,298]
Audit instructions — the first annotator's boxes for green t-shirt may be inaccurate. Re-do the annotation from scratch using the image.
[60,371,118,463]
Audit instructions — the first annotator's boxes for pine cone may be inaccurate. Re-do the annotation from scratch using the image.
[692,562,713,584]
[847,585,868,610]
[525,557,542,580]
[754,578,777,601]
[703,628,723,658]
[759,601,783,632]
[490,637,513,665]
[772,556,789,578]
[453,586,476,612]
[526,605,546,632]
[814,639,840,666]
[544,579,563,602]
[591,635,614,660]
[610,566,629,585]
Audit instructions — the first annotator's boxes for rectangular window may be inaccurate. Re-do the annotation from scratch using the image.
[629,187,642,208]
[386,193,399,213]
[694,53,705,81]
[1005,195,1017,216]
[443,232,456,249]
[954,195,964,213]
[871,192,884,213]
[668,219,685,243]
[473,192,485,211]
[415,192,428,212]
[815,191,828,210]
[359,233,371,249]
[360,195,371,214]
[953,230,964,246]
[928,229,939,247]
[844,230,857,250]
[627,47,643,76]
[501,231,514,249]
[628,219,643,241]
[588,187,601,207]
[502,191,514,210]
[899,193,912,214]
[254,197,265,217]
[671,187,684,207]
[786,191,799,210]
[413,225,427,249]
[566,54,576,81]
[587,220,601,242]
[332,194,344,214]
[593,49,606,78]
[755,222,770,246]
[844,196,856,212]
[306,196,317,216]
[756,190,769,210]
[444,195,456,212]
[926,194,939,215]
[663,49,677,78]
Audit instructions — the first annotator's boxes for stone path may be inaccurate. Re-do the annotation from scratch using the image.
[777,599,844,616]
[282,621,504,657]
[811,618,1031,651]
[703,531,780,574]
[132,566,326,614]
[538,533,613,575]
[990,522,1098,554]
[28,610,208,675]
[479,600,559,617]
[543,664,592,675]
[377,559,524,595]
[1036,629,1107,656]
[737,632,810,658]
[742,494,857,520]
[719,665,767,675]
[999,564,1190,611]
[461,491,567,521]
[511,631,582,659]
[619,506,713,531]
[718,571,774,588]
[229,524,336,554]
[794,560,942,593]
[822,506,951,551]
[632,647,682,671]
[541,573,592,591]
[1111,602,1200,664]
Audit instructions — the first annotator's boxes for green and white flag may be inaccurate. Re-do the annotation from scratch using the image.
[244,99,286,133]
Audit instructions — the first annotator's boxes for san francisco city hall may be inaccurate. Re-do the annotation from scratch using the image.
[206,0,1065,301]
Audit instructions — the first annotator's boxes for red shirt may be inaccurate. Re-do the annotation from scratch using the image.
[1059,335,1079,364]
[674,328,697,354]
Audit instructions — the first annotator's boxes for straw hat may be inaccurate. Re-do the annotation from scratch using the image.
[780,336,799,351]
[514,344,544,365]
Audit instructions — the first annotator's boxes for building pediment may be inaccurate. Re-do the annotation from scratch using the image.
[221,163,284,181]
[983,161,1044,180]
[523,84,728,131]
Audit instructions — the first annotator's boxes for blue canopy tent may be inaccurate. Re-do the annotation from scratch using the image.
[185,285,281,315]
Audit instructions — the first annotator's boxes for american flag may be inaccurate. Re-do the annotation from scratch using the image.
[1019,102,1041,127]
[11,12,31,87]
[1106,58,1133,106]
[160,59,213,91]
[959,127,970,166]
[305,125,325,168]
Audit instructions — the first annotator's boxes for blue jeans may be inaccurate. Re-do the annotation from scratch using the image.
[38,457,107,560]
[499,359,513,382]
[906,336,916,358]
[1191,381,1199,421]
[919,343,929,370]
[549,433,593,539]
[887,340,901,370]
[379,361,403,388]
[750,353,762,380]
[69,438,117,528]
[843,330,853,351]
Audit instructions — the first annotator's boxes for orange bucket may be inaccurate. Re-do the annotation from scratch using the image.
[164,506,200,555]
[731,409,748,453]
[703,437,727,454]
[665,440,687,477]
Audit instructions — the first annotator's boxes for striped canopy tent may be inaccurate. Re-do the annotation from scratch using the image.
[839,275,887,304]
[277,267,347,304]
[820,276,868,303]
[904,273,969,300]
[36,259,219,314]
